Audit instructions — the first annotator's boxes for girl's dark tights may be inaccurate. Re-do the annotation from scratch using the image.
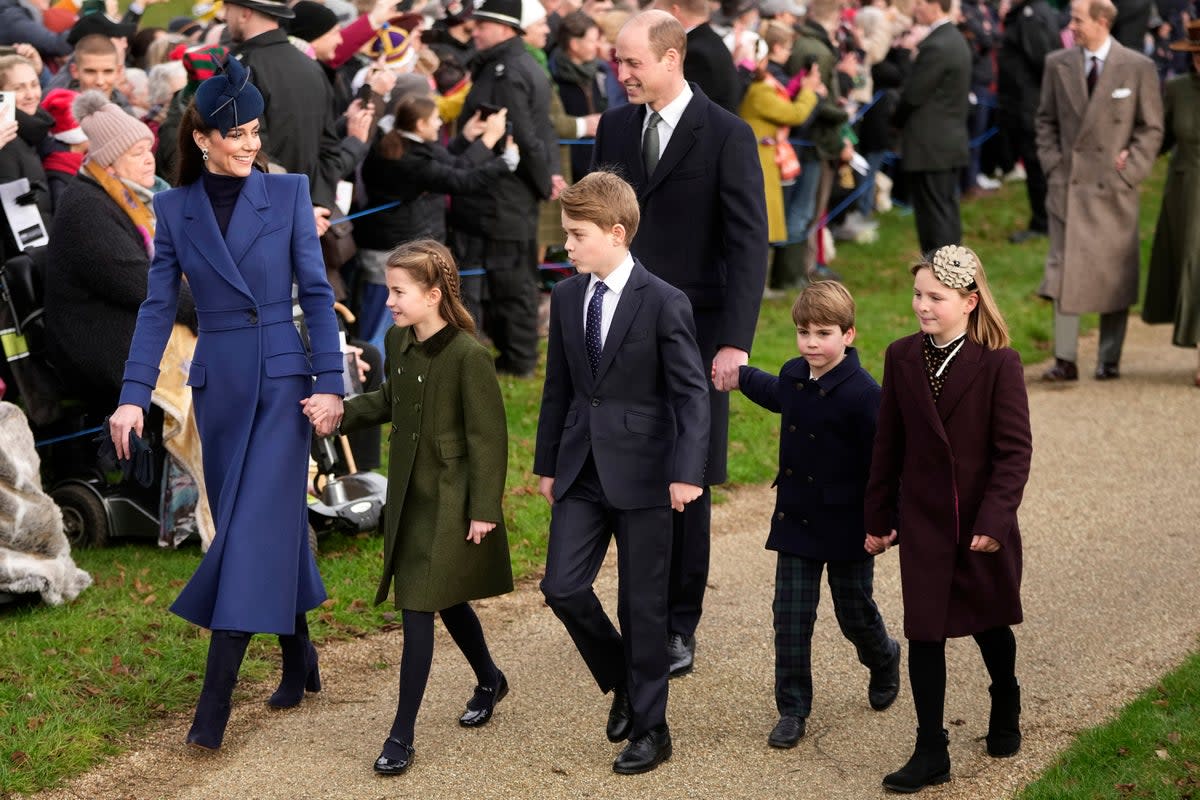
[384,603,499,754]
[908,626,1017,732]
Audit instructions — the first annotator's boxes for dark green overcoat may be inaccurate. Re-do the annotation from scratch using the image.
[1143,74,1200,348]
[342,324,513,611]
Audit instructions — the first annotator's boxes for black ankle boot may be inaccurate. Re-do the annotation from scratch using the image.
[187,630,251,750]
[986,682,1022,757]
[882,728,951,793]
[269,615,321,709]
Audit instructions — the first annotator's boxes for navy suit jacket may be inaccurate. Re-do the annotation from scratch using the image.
[738,348,880,561]
[534,260,710,510]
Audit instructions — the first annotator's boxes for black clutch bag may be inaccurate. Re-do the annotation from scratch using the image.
[96,417,155,488]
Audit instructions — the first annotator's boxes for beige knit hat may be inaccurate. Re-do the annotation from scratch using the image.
[72,91,153,167]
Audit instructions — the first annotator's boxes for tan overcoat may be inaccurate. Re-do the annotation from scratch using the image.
[1034,40,1163,314]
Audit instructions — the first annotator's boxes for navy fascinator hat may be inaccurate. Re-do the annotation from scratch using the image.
[194,56,265,136]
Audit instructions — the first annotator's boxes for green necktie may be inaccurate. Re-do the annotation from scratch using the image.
[642,111,662,176]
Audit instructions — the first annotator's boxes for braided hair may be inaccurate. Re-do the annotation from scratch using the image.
[386,239,477,335]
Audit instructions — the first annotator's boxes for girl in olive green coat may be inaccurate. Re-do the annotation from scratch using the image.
[339,240,513,777]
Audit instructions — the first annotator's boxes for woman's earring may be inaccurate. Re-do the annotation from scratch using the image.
[201,148,209,162]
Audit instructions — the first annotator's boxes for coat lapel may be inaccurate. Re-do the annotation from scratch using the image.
[1081,43,1126,131]
[223,168,269,269]
[640,88,704,199]
[182,180,254,300]
[935,337,983,422]
[897,335,950,446]
[593,261,647,384]
[1058,51,1087,119]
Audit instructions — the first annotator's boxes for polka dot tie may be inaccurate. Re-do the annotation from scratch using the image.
[586,281,608,375]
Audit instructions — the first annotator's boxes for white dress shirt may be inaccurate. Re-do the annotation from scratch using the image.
[582,253,636,348]
[641,83,694,162]
[1084,36,1113,77]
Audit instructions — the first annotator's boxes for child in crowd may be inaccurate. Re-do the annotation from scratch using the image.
[535,171,710,775]
[354,95,518,345]
[323,239,514,777]
[865,245,1032,793]
[722,280,900,750]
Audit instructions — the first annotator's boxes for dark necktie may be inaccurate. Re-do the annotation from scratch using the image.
[1086,55,1099,96]
[642,112,662,176]
[585,281,608,375]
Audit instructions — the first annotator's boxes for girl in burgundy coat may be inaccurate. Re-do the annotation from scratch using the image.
[865,246,1032,794]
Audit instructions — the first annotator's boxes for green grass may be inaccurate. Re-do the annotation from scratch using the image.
[1017,648,1200,800]
[0,167,1173,796]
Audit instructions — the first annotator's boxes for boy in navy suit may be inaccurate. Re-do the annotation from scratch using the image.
[535,170,710,775]
[723,281,901,749]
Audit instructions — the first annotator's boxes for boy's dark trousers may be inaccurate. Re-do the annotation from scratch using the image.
[774,554,895,718]
[540,456,673,739]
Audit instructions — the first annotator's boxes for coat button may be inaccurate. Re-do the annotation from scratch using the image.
[776,512,784,521]
[411,432,418,441]
[584,433,590,440]
[247,310,258,324]
[788,424,796,432]
[784,468,793,476]
[818,389,826,398]
[413,403,421,411]
[807,475,813,483]
[801,519,809,526]
[591,398,600,407]
[808,433,815,440]
[795,382,803,390]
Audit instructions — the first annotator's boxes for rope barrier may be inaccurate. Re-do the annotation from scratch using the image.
[35,424,104,449]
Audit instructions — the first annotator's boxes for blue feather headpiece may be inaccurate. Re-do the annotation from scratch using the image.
[194,55,265,136]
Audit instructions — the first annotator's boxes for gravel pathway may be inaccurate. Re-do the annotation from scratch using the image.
[28,319,1200,800]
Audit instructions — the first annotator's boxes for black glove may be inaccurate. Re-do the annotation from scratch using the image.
[96,417,156,487]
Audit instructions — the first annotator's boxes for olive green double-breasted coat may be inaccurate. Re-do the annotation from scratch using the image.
[342,324,513,611]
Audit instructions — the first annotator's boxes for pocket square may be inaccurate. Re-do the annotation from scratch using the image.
[1111,88,1132,99]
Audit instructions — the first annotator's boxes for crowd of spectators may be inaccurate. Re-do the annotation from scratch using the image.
[1,0,1197,415]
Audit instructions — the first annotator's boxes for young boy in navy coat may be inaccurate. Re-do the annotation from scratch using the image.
[535,170,710,775]
[724,281,901,749]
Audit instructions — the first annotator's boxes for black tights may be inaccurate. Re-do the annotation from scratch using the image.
[908,626,1017,733]
[386,603,499,751]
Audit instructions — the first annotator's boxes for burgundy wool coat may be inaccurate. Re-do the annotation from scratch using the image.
[864,334,1032,641]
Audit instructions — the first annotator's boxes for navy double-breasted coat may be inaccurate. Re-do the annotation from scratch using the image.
[737,349,881,562]
[119,170,343,635]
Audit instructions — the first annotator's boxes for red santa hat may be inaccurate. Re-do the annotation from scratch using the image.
[40,89,88,146]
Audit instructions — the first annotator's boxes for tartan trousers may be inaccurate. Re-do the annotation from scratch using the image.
[773,553,896,718]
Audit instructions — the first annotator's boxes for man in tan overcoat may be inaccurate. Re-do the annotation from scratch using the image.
[1034,0,1163,381]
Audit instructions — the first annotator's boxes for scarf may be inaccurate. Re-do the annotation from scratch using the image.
[83,160,156,258]
[524,41,550,75]
[553,57,608,114]
[42,150,84,176]
[764,73,801,182]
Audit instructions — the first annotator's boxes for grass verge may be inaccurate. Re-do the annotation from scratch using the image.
[0,167,1172,795]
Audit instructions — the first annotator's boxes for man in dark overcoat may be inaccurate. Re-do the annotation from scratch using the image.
[448,0,556,377]
[893,0,972,253]
[590,10,767,676]
[654,0,743,113]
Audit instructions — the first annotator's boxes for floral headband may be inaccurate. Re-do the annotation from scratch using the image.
[930,245,979,290]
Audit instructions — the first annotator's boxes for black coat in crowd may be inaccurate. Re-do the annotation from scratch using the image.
[961,0,998,88]
[1112,0,1153,50]
[234,27,367,209]
[893,21,972,172]
[44,176,196,404]
[997,0,1062,131]
[684,23,742,115]
[449,36,556,243]
[0,108,53,257]
[856,51,908,155]
[356,137,512,249]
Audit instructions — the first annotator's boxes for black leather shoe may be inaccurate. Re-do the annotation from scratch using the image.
[667,633,695,678]
[767,715,806,748]
[606,685,632,742]
[1008,228,1047,244]
[459,671,508,727]
[986,682,1022,757]
[1042,358,1078,382]
[613,724,672,774]
[869,640,901,711]
[373,737,414,775]
[1095,363,1120,380]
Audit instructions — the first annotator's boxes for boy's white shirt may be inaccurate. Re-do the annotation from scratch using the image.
[582,252,635,348]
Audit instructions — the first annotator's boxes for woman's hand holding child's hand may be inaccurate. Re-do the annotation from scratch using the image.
[467,520,496,544]
[300,393,345,437]
[865,530,897,555]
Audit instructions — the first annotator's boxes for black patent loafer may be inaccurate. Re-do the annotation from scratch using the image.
[459,671,508,727]
[373,737,414,775]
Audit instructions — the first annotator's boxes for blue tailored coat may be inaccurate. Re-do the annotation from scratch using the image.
[737,348,881,562]
[119,170,344,635]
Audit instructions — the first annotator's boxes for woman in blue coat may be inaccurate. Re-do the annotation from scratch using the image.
[108,58,345,750]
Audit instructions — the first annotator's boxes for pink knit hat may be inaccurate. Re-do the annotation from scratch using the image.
[72,90,153,167]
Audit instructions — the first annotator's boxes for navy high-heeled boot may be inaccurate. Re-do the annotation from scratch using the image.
[268,614,321,709]
[186,630,251,750]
